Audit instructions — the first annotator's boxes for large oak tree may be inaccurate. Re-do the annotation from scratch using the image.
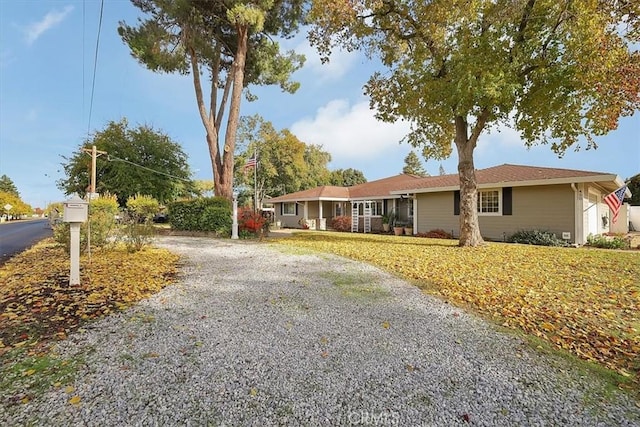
[309,0,640,246]
[58,119,195,206]
[119,0,306,200]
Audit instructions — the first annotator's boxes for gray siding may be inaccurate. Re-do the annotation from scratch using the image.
[416,184,576,241]
[416,192,459,236]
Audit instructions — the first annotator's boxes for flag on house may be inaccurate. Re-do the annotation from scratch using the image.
[603,185,627,224]
[244,155,257,170]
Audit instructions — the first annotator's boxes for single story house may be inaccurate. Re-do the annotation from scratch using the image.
[269,174,422,232]
[270,163,632,245]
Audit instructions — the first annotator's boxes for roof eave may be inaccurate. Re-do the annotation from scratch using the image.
[393,174,619,194]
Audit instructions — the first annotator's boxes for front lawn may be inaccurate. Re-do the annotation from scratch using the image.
[271,232,640,388]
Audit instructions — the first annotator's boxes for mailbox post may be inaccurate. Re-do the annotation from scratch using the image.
[231,191,239,240]
[63,195,88,286]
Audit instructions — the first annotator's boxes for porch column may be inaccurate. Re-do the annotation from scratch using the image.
[319,201,323,219]
[412,196,417,232]
[304,201,308,219]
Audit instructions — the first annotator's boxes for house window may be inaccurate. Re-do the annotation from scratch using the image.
[335,203,343,217]
[282,202,296,215]
[478,190,500,214]
[356,201,383,216]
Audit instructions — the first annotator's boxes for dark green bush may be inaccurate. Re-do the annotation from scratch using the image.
[168,197,232,235]
[507,230,568,247]
[586,234,628,249]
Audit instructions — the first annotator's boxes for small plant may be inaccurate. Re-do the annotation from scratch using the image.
[507,229,568,247]
[384,209,398,227]
[586,234,628,249]
[52,195,119,251]
[298,217,310,229]
[417,229,453,239]
[331,216,352,232]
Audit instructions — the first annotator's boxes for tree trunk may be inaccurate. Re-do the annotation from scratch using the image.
[215,25,249,201]
[454,115,484,247]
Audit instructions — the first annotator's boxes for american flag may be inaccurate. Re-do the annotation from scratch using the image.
[603,185,627,224]
[244,155,257,170]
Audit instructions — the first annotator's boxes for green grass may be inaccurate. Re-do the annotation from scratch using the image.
[0,345,81,406]
[319,271,390,300]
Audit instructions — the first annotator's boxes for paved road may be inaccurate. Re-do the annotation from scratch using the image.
[0,219,53,264]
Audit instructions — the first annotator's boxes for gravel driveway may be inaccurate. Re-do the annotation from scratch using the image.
[4,236,639,426]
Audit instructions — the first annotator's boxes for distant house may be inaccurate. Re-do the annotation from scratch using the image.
[270,164,631,244]
[269,174,422,232]
[392,164,631,245]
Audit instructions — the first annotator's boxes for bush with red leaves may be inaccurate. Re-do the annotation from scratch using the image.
[331,216,352,232]
[417,229,453,239]
[238,207,267,234]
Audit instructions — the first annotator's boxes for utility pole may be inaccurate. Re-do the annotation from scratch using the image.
[82,145,107,199]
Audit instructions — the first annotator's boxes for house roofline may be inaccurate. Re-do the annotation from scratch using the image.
[392,174,621,194]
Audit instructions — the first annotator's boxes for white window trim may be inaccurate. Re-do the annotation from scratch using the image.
[477,188,502,216]
[282,202,296,216]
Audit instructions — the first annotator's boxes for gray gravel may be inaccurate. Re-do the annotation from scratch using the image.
[2,236,639,426]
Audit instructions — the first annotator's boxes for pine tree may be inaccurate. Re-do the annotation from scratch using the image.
[402,151,428,177]
[0,175,19,196]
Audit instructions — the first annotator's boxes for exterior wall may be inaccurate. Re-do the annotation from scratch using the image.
[274,201,337,229]
[482,185,574,241]
[416,192,459,236]
[416,184,576,242]
[630,206,640,232]
[274,202,304,228]
[610,203,631,234]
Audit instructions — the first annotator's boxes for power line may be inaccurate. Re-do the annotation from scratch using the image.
[106,154,193,182]
[86,0,105,135]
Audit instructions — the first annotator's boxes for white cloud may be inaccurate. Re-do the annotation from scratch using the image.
[24,5,73,45]
[290,99,411,161]
[477,121,522,151]
[294,39,358,81]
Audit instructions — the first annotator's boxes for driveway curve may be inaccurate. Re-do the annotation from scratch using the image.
[4,236,639,426]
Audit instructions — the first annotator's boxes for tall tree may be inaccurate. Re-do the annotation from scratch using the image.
[58,119,195,206]
[302,144,332,188]
[235,117,309,207]
[119,0,306,201]
[330,168,367,186]
[309,0,640,246]
[0,175,19,197]
[402,151,428,176]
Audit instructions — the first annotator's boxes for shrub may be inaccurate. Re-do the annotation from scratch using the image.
[199,205,232,236]
[331,216,351,232]
[507,230,568,247]
[53,195,119,251]
[168,197,231,234]
[238,208,267,237]
[126,194,160,223]
[417,229,453,239]
[586,234,628,249]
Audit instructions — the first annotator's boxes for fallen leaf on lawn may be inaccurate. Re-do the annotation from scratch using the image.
[69,395,81,405]
[64,385,75,394]
[382,321,390,329]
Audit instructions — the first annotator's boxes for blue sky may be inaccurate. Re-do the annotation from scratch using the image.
[1,1,639,209]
